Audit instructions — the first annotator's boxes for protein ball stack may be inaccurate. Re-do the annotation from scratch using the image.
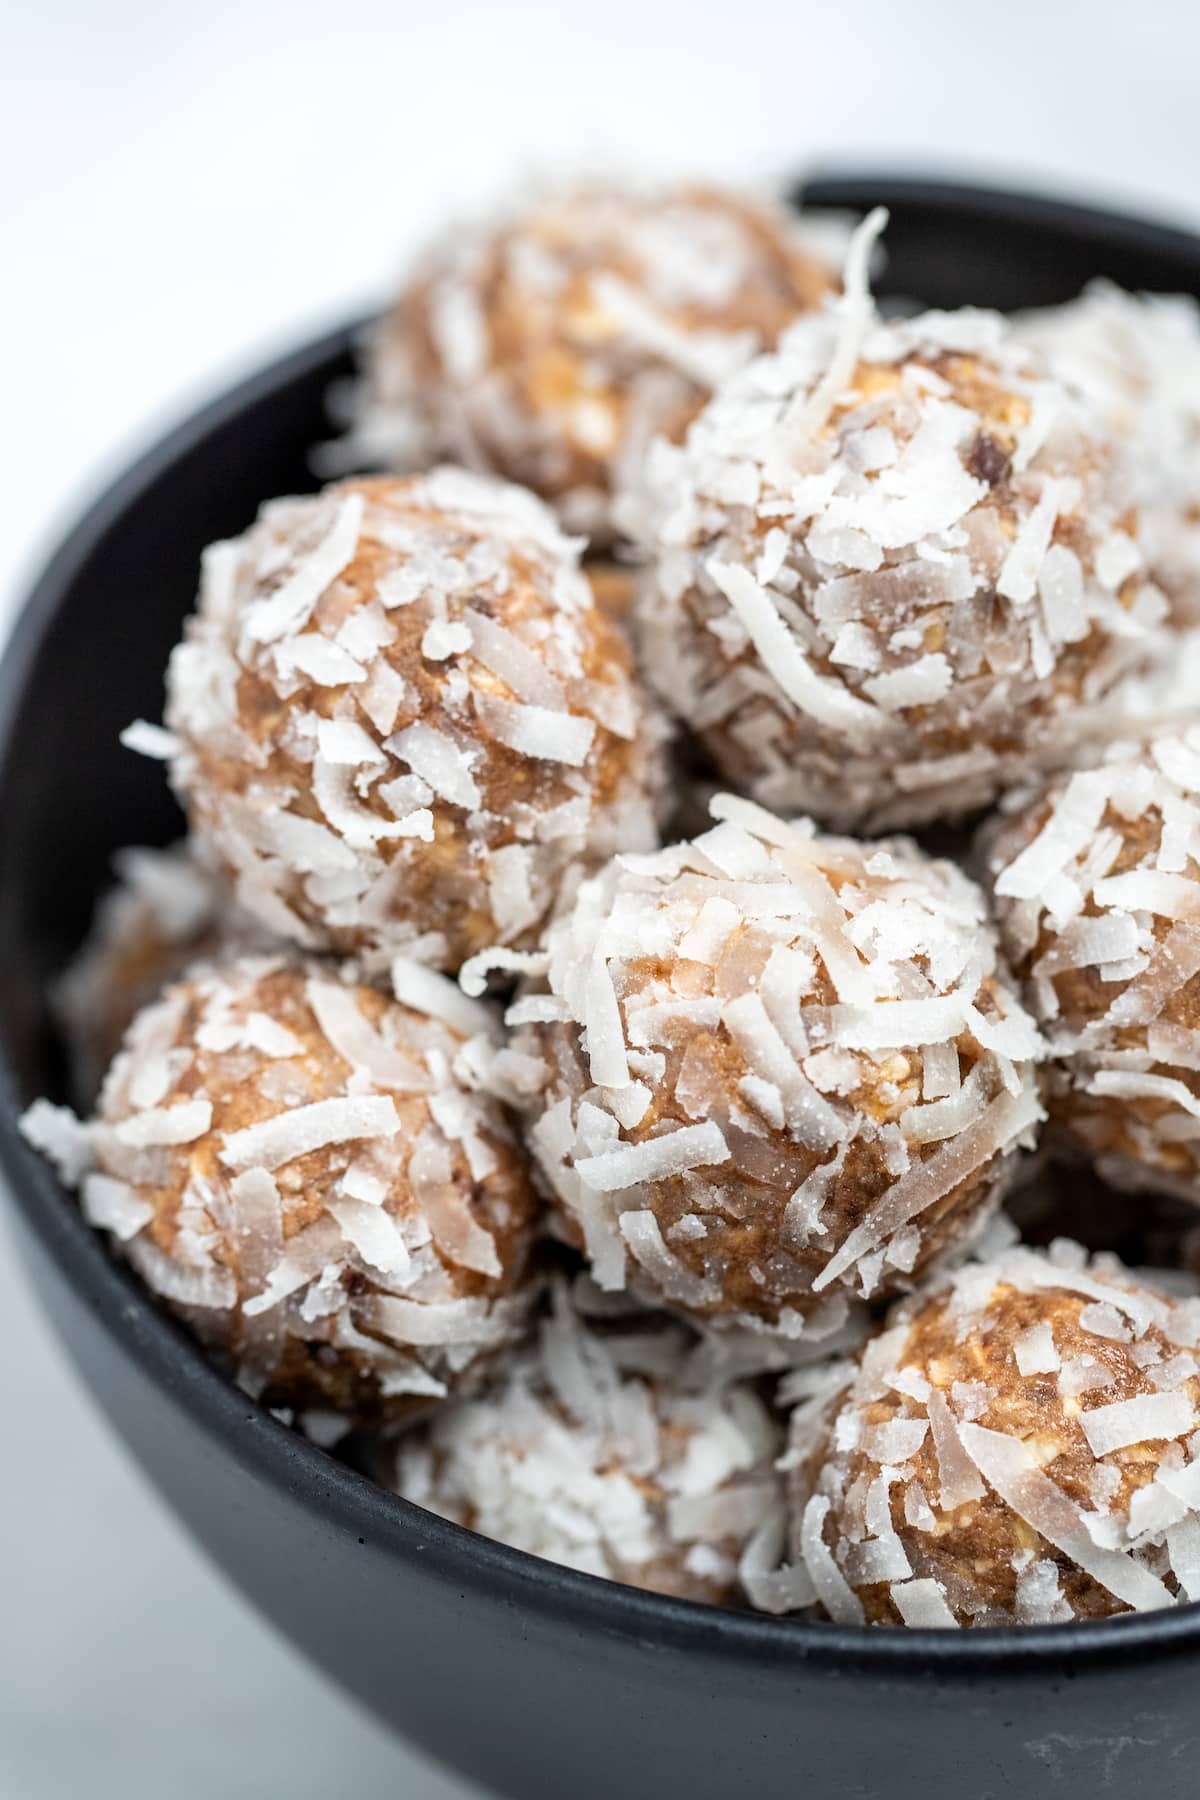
[625,214,1167,832]
[982,729,1200,1202]
[162,468,667,971]
[787,1244,1200,1627]
[350,183,837,538]
[515,796,1044,1345]
[25,954,539,1431]
[393,1278,785,1604]
[20,184,1200,1628]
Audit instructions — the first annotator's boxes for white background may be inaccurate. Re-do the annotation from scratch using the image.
[2,2,1199,1794]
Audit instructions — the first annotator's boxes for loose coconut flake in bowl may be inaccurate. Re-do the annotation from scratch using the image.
[392,1275,785,1606]
[982,727,1200,1203]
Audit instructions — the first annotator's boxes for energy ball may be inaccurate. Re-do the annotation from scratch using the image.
[786,1243,1200,1626]
[23,953,538,1431]
[392,1279,784,1604]
[162,469,666,972]
[55,842,264,1105]
[626,216,1166,832]
[351,183,836,537]
[983,730,1200,1202]
[1017,282,1200,623]
[515,795,1044,1345]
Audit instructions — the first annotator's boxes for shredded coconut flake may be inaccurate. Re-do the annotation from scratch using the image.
[220,1096,399,1173]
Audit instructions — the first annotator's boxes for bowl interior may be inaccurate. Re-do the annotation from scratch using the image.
[5,174,1200,1669]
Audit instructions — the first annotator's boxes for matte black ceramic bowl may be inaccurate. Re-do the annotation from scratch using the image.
[4,175,1200,1800]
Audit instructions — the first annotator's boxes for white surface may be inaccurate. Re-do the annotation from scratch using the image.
[2,2,1199,1794]
[0,1259,476,1800]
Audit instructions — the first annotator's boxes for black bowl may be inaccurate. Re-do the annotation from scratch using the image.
[4,174,1200,1800]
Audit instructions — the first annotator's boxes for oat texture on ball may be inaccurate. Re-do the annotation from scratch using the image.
[22,953,539,1433]
[393,1277,784,1604]
[983,729,1200,1202]
[626,213,1166,831]
[160,469,666,971]
[350,183,836,538]
[513,795,1044,1345]
[785,1243,1200,1626]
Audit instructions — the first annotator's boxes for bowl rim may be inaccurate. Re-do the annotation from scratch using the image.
[6,171,1200,1677]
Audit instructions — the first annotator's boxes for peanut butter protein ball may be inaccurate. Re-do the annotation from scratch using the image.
[515,796,1044,1345]
[351,182,836,537]
[983,730,1200,1202]
[24,953,539,1430]
[626,214,1165,831]
[160,470,667,971]
[786,1244,1200,1626]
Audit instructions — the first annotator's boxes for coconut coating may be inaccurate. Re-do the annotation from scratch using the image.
[353,184,835,538]
[513,796,1044,1345]
[392,1279,783,1604]
[787,1245,1200,1626]
[27,953,539,1430]
[983,731,1200,1203]
[625,221,1166,832]
[55,842,267,1106]
[163,469,666,972]
[1016,282,1200,625]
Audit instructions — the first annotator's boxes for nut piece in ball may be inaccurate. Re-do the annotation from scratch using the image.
[788,1244,1200,1626]
[983,730,1200,1202]
[353,183,836,537]
[627,215,1165,831]
[516,795,1043,1344]
[393,1278,783,1604]
[25,953,539,1431]
[162,470,666,971]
